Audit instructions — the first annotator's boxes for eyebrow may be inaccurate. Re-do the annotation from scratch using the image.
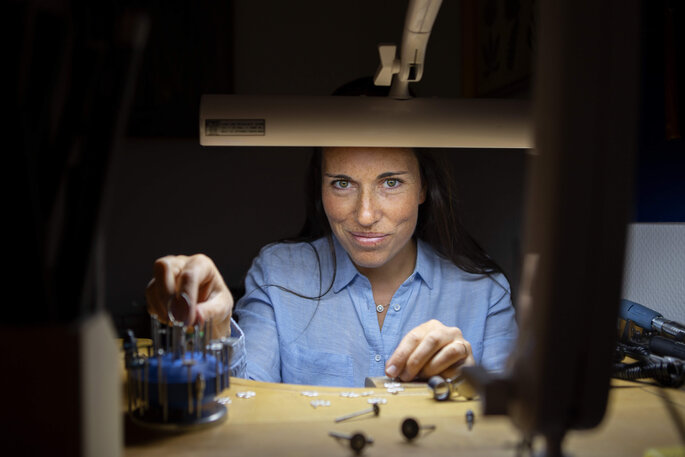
[323,171,409,179]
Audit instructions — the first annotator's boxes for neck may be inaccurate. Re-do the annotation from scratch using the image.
[356,239,418,293]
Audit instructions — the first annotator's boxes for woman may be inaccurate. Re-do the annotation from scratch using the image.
[146,146,517,387]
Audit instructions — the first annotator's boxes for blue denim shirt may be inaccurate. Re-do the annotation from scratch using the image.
[228,236,517,387]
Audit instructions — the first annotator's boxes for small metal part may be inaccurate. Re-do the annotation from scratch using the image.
[428,375,451,401]
[301,391,319,397]
[466,409,475,430]
[144,358,149,411]
[203,321,209,359]
[171,322,185,360]
[151,314,160,352]
[156,351,164,418]
[220,337,234,389]
[366,397,387,405]
[209,342,223,394]
[196,373,206,419]
[236,391,256,399]
[334,403,380,423]
[340,392,360,398]
[183,359,196,414]
[193,325,200,352]
[310,399,331,408]
[328,431,374,455]
[401,417,436,441]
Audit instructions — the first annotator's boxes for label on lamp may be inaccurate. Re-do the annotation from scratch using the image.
[205,119,265,136]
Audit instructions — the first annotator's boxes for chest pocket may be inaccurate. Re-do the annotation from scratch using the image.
[281,343,355,387]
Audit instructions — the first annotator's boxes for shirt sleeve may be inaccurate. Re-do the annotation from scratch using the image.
[479,277,518,372]
[232,252,283,383]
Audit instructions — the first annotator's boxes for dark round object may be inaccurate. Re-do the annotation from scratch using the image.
[349,433,367,454]
[372,403,380,415]
[401,417,420,440]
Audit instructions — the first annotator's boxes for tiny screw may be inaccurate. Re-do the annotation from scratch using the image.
[401,417,437,441]
[328,431,374,455]
[334,403,380,423]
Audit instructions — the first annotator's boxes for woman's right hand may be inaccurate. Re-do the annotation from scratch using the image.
[145,254,234,337]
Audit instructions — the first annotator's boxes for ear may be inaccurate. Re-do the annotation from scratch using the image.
[419,184,427,204]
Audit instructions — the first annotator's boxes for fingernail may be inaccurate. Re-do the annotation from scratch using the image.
[386,365,398,377]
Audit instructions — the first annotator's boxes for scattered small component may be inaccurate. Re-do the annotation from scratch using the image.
[236,391,256,399]
[401,417,436,441]
[340,392,360,398]
[360,391,374,397]
[466,409,475,430]
[301,391,319,397]
[334,403,380,423]
[387,386,404,394]
[328,431,374,455]
[367,397,388,405]
[428,375,451,401]
[310,399,331,408]
[384,381,401,388]
[216,397,232,405]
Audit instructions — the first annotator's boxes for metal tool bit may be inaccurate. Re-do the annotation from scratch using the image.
[328,431,374,455]
[334,403,380,423]
[401,417,436,441]
[466,409,475,430]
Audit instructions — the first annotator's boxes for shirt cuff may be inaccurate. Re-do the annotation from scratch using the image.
[228,318,247,379]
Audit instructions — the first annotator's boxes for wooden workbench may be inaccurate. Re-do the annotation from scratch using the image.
[124,375,685,457]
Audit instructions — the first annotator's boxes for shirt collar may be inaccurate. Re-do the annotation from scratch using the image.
[414,238,435,290]
[331,236,360,293]
[330,236,435,293]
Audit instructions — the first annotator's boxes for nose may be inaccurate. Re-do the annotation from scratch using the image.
[355,188,381,227]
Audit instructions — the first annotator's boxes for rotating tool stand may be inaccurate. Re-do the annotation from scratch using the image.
[123,315,236,430]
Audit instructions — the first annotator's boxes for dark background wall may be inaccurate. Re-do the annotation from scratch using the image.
[10,0,682,334]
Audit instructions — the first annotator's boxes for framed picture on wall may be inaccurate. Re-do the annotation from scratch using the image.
[461,0,535,98]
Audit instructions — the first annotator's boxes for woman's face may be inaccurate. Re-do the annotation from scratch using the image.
[321,147,426,272]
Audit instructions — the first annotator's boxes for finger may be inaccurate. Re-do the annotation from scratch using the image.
[400,330,456,381]
[145,278,167,319]
[385,327,425,379]
[150,256,187,322]
[196,289,234,325]
[418,339,471,379]
[174,254,220,326]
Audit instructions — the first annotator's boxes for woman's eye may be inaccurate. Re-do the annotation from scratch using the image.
[384,179,400,188]
[333,180,349,189]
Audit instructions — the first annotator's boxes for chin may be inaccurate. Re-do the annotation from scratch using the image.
[347,251,391,269]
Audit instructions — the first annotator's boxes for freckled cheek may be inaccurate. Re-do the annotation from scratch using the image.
[384,196,420,225]
[322,193,350,223]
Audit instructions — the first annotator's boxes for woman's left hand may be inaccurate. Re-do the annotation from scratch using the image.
[385,319,475,382]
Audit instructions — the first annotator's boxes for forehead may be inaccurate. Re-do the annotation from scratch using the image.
[321,147,419,172]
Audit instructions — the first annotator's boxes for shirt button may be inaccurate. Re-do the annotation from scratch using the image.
[393,304,401,311]
[374,354,382,362]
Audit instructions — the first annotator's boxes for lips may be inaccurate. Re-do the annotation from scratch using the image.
[349,231,389,247]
